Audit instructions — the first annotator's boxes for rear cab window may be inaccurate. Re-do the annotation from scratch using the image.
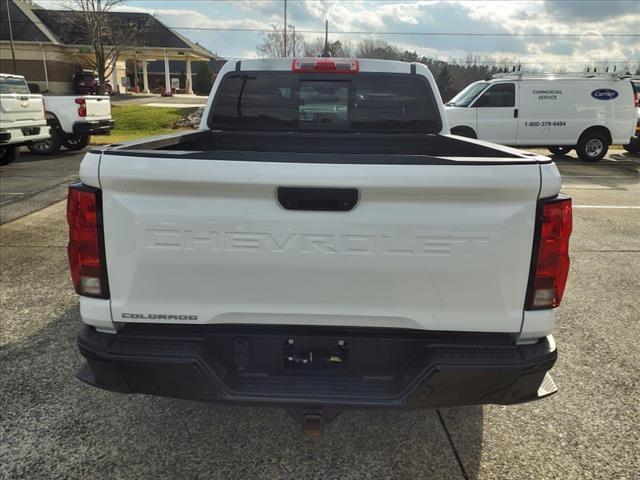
[209,72,442,133]
[0,77,30,95]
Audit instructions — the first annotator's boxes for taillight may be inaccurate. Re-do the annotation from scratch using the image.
[526,195,572,309]
[67,184,109,298]
[635,92,639,108]
[75,98,87,117]
[292,58,359,73]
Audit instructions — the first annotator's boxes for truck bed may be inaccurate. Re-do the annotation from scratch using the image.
[87,131,555,334]
[94,130,551,164]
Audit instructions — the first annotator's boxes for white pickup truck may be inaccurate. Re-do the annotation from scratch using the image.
[29,95,114,155]
[0,74,50,165]
[69,58,571,433]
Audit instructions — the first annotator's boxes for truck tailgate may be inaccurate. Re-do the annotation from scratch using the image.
[99,155,541,333]
[0,94,44,126]
[84,96,111,119]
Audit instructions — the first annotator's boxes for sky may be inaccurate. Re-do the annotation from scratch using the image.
[38,0,640,71]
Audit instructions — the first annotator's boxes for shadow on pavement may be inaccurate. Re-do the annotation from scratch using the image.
[439,406,485,479]
[1,304,485,479]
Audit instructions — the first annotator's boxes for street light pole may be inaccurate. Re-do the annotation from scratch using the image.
[5,0,18,73]
[292,25,296,57]
[283,0,287,57]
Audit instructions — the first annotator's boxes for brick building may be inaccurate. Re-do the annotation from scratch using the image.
[0,0,217,94]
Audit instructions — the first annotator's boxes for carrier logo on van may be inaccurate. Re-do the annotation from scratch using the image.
[591,89,618,100]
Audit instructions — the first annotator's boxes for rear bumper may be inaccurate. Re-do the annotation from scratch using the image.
[73,120,114,135]
[78,324,558,409]
[0,126,50,145]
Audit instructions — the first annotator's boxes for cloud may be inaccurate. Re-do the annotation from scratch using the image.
[48,0,638,68]
[543,0,638,21]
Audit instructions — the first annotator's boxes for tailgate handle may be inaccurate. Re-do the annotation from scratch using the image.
[277,187,358,212]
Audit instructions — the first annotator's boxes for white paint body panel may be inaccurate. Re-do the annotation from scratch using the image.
[445,78,636,145]
[78,59,565,338]
[43,95,111,133]
[98,155,545,333]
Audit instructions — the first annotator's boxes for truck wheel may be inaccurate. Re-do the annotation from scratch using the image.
[28,129,63,155]
[548,146,572,156]
[0,145,19,166]
[576,132,608,162]
[63,134,90,151]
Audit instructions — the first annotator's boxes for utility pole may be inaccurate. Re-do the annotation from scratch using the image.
[321,20,330,57]
[5,0,17,73]
[292,26,295,57]
[325,20,328,52]
[283,0,287,57]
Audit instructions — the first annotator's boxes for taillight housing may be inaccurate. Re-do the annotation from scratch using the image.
[67,184,109,298]
[292,58,359,73]
[75,98,87,117]
[526,195,572,309]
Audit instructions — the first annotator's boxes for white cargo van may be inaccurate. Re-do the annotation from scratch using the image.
[444,74,637,161]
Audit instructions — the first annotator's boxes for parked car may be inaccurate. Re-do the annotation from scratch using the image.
[73,70,98,95]
[73,71,113,96]
[0,73,50,165]
[28,95,114,154]
[445,74,637,161]
[622,80,640,154]
[69,58,571,434]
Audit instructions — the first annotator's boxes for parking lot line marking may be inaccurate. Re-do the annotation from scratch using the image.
[563,176,638,178]
[573,205,640,209]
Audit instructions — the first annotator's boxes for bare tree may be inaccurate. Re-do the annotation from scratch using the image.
[62,0,149,94]
[302,38,354,57]
[256,25,305,58]
[355,39,401,60]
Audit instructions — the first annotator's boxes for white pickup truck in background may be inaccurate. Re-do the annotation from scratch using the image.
[69,58,571,433]
[0,73,50,165]
[29,95,114,155]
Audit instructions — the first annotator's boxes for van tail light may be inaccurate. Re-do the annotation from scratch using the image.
[292,58,359,73]
[75,98,87,117]
[67,184,109,298]
[634,92,639,108]
[526,195,572,310]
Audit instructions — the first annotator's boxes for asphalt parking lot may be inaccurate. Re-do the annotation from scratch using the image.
[0,150,85,224]
[1,147,638,479]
